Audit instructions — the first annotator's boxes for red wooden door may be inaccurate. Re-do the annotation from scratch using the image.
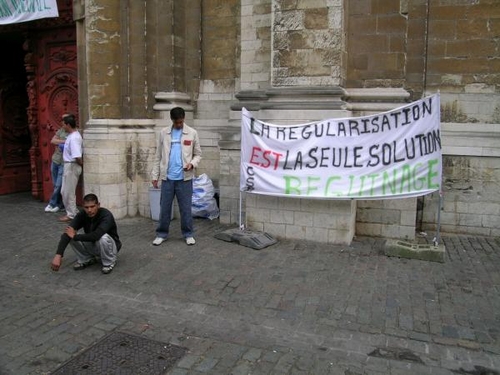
[27,27,78,201]
[0,0,76,200]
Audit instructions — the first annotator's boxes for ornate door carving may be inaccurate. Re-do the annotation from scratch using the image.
[0,0,76,199]
[25,27,78,201]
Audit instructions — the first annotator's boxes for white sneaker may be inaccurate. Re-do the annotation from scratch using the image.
[101,262,116,274]
[152,237,166,246]
[186,237,196,245]
[44,204,53,212]
[49,206,60,213]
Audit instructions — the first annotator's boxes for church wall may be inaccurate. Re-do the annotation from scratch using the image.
[192,0,241,190]
[77,0,500,242]
[343,0,500,240]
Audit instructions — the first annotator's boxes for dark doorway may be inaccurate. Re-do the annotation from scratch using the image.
[0,33,31,195]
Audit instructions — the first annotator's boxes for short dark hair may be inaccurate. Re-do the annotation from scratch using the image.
[170,107,185,120]
[62,114,77,128]
[83,193,99,204]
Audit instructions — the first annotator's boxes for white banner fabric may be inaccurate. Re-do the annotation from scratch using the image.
[240,94,442,200]
[0,0,59,25]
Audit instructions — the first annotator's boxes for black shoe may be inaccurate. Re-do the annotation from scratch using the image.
[73,258,97,271]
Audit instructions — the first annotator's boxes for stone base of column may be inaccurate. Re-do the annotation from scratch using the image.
[83,119,156,219]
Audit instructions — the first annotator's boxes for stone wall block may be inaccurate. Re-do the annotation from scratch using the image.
[458,213,483,227]
[245,194,257,207]
[270,209,294,224]
[400,210,417,227]
[313,212,342,228]
[467,202,500,216]
[247,207,271,222]
[293,211,314,226]
[356,223,382,237]
[356,208,400,225]
[304,8,329,29]
[483,214,500,230]
[218,193,240,212]
[278,197,301,211]
[263,222,287,238]
[328,229,353,245]
[255,195,279,209]
[356,198,416,240]
[305,226,329,242]
[274,10,304,32]
[376,14,406,34]
[286,224,307,239]
[350,34,388,53]
[297,0,327,9]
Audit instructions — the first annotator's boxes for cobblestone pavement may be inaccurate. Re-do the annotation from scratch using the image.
[1,192,500,375]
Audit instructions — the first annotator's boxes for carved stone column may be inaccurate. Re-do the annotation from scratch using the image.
[84,0,121,119]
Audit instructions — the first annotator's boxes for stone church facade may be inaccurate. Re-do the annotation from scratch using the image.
[74,0,500,244]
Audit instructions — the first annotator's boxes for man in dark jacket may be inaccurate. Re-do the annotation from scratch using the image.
[50,193,122,274]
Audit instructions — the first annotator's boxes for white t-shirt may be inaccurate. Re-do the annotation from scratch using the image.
[63,131,83,162]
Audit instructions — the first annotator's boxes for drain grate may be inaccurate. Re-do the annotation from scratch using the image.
[51,331,187,375]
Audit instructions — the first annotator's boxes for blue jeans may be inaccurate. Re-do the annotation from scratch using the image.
[156,179,193,239]
[48,162,64,208]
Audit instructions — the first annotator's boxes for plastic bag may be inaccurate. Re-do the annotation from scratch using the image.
[192,174,219,220]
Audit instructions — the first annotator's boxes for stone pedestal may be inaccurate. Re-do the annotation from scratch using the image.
[83,119,156,219]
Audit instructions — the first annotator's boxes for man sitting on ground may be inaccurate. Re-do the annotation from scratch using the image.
[50,193,121,274]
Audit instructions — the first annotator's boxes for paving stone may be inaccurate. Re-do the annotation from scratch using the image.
[230,361,253,375]
[250,359,276,374]
[0,193,500,375]
[177,354,201,369]
[168,369,189,375]
[261,349,284,363]
[194,357,219,372]
[242,347,262,362]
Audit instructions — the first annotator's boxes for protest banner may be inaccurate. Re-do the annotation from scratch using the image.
[0,0,58,25]
[240,94,442,200]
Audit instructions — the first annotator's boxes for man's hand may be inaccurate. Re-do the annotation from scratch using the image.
[51,254,62,271]
[65,226,76,238]
[184,163,193,171]
[152,180,159,189]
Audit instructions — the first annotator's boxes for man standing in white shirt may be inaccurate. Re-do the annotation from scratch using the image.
[58,114,83,222]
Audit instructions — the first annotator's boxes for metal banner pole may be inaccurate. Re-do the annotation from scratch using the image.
[433,191,443,246]
[239,191,243,230]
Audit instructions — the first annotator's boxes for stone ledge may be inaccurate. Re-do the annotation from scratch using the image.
[441,122,500,157]
[384,239,445,263]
